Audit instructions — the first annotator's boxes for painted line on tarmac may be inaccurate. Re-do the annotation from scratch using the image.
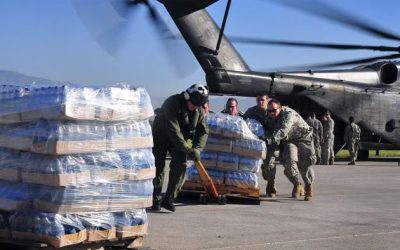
[204,230,400,249]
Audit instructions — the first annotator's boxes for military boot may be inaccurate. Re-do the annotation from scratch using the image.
[161,195,176,212]
[304,184,313,201]
[151,199,161,211]
[348,161,355,165]
[292,182,303,198]
[266,181,277,198]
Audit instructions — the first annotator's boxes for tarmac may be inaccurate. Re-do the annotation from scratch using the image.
[143,159,400,250]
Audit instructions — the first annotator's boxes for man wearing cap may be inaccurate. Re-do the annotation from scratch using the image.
[151,84,209,212]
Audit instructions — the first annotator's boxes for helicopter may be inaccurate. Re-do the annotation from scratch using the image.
[74,0,400,159]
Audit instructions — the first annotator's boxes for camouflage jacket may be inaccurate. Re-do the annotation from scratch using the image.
[266,106,313,145]
[306,117,323,143]
[322,117,335,140]
[243,105,268,128]
[344,122,361,142]
[152,93,209,153]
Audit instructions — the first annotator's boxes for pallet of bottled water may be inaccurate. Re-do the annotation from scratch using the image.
[0,84,154,123]
[0,83,155,248]
[184,113,266,194]
[0,209,148,248]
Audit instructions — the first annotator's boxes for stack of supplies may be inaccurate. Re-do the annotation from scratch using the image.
[0,83,154,248]
[187,113,266,189]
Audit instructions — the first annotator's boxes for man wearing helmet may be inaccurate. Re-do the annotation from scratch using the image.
[151,84,209,212]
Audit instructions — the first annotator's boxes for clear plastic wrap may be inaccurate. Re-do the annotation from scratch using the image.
[216,152,239,171]
[0,84,154,123]
[0,148,21,182]
[10,211,86,248]
[78,212,116,242]
[0,148,155,186]
[186,165,224,185]
[34,180,153,213]
[0,181,39,211]
[232,139,266,159]
[238,157,262,173]
[225,171,258,189]
[207,113,258,140]
[200,151,218,169]
[246,118,265,138]
[0,180,153,213]
[8,209,148,248]
[0,120,153,154]
[113,209,148,239]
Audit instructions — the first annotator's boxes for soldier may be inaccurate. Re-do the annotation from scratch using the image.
[321,110,335,165]
[344,116,361,165]
[221,97,243,116]
[244,93,304,198]
[265,99,316,201]
[305,112,323,165]
[151,84,209,212]
[242,93,278,197]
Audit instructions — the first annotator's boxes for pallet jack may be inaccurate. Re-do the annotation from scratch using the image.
[194,160,227,205]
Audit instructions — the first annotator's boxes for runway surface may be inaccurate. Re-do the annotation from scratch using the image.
[144,160,400,250]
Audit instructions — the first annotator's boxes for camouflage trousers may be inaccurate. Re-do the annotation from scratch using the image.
[347,140,360,162]
[321,137,335,165]
[261,149,297,185]
[152,136,188,203]
[280,140,316,185]
[314,140,322,164]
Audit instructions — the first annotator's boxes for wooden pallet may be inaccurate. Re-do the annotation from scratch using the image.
[0,236,143,250]
[181,180,260,203]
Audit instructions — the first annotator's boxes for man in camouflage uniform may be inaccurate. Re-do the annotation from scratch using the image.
[305,112,323,165]
[265,99,316,201]
[321,110,335,165]
[152,84,209,212]
[344,116,361,165]
[243,93,277,197]
[243,93,304,198]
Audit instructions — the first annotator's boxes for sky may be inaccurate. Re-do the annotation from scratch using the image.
[0,0,399,109]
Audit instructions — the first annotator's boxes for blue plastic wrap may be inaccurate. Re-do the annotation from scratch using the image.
[246,118,265,138]
[207,113,258,140]
[186,165,224,185]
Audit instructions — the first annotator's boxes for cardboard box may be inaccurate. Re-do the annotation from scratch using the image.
[0,198,32,211]
[0,135,31,151]
[232,146,266,159]
[0,168,20,182]
[34,200,109,213]
[125,168,155,181]
[21,171,91,186]
[107,136,153,151]
[31,140,107,155]
[86,227,116,242]
[12,229,87,248]
[108,197,152,211]
[116,223,148,239]
[204,138,232,153]
[216,159,238,171]
[0,113,21,124]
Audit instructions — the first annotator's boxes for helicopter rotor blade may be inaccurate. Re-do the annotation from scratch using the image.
[269,0,400,42]
[230,36,400,53]
[72,0,138,55]
[279,53,400,71]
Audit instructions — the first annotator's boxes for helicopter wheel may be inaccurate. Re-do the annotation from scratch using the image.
[199,194,209,204]
[217,194,227,205]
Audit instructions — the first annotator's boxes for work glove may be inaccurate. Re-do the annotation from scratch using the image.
[188,148,201,161]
